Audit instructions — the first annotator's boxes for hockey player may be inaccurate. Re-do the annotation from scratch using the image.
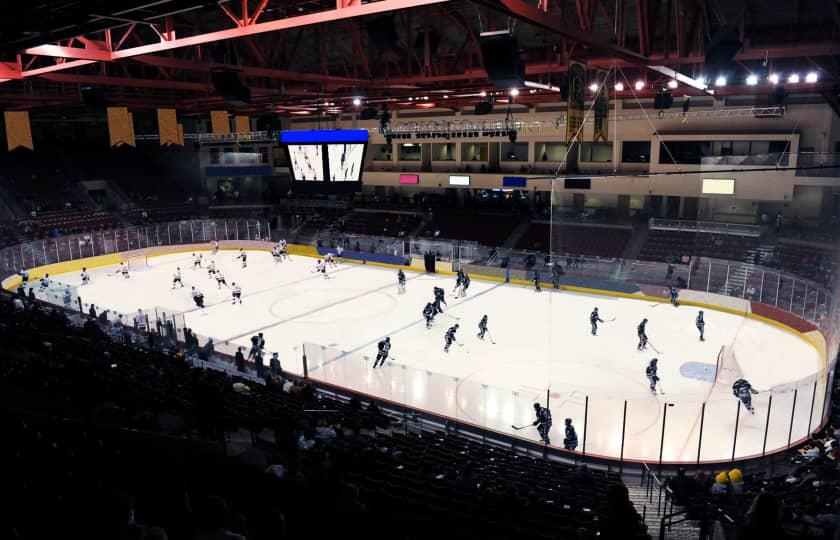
[231,282,242,304]
[477,315,489,339]
[423,302,436,329]
[206,260,217,278]
[443,323,460,352]
[271,245,281,263]
[63,287,72,309]
[590,307,604,336]
[373,337,391,368]
[325,251,337,267]
[215,269,228,289]
[80,267,90,286]
[335,244,343,263]
[316,259,330,279]
[460,272,471,298]
[120,262,130,279]
[172,267,184,289]
[190,287,204,309]
[646,358,660,394]
[696,311,705,341]
[532,403,552,444]
[134,309,149,332]
[551,265,561,289]
[563,418,578,451]
[211,239,219,254]
[433,286,446,313]
[453,270,464,296]
[669,286,679,306]
[533,270,542,292]
[637,318,649,350]
[397,269,406,294]
[192,252,202,270]
[732,378,759,414]
[39,273,50,292]
[191,286,205,309]
[237,249,247,268]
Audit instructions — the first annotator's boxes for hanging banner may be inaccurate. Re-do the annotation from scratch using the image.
[4,111,34,151]
[234,115,250,133]
[210,110,230,135]
[177,123,185,146]
[566,60,586,144]
[107,107,136,147]
[593,70,609,142]
[157,108,181,146]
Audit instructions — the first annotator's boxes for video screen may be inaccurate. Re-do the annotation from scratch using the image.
[287,144,324,181]
[449,175,470,186]
[399,174,419,184]
[327,143,365,181]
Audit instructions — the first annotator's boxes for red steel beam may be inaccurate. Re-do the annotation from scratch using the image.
[3,0,450,83]
[479,0,650,64]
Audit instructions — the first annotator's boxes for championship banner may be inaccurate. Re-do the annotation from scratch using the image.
[210,110,230,135]
[107,107,136,147]
[566,60,586,144]
[177,123,185,146]
[234,115,250,133]
[4,111,34,151]
[157,108,180,146]
[593,70,609,142]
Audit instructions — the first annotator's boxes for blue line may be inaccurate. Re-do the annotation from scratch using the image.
[311,281,504,372]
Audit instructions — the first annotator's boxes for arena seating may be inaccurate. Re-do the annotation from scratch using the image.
[18,209,121,236]
[772,243,837,284]
[335,210,421,237]
[516,223,631,259]
[638,230,760,263]
[0,294,648,540]
[424,213,519,246]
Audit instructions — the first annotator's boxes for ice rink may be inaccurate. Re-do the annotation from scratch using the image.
[46,249,824,462]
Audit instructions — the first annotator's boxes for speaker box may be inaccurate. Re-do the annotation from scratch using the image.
[211,70,251,107]
[81,87,108,109]
[474,101,493,115]
[705,26,742,69]
[359,107,378,120]
[654,90,673,110]
[479,31,524,88]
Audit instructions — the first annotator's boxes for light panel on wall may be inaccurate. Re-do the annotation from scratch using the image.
[702,178,735,195]
[449,175,470,186]
[399,174,419,184]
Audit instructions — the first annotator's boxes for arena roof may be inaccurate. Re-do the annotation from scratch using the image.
[0,0,837,116]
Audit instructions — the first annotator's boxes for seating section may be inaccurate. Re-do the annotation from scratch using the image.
[0,294,648,540]
[18,209,120,236]
[773,243,836,284]
[336,211,421,237]
[426,214,519,246]
[638,230,759,262]
[516,223,631,259]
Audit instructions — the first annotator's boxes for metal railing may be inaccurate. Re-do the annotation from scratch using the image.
[650,218,761,237]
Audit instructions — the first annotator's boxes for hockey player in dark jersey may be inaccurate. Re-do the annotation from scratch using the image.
[646,358,659,394]
[460,272,471,297]
[477,315,488,339]
[397,269,406,294]
[433,286,446,314]
[443,324,459,352]
[533,270,542,292]
[563,418,578,450]
[590,307,604,335]
[551,265,561,289]
[732,378,759,414]
[373,337,391,368]
[696,311,705,341]
[423,302,436,329]
[453,270,464,295]
[532,403,552,444]
[637,318,649,350]
[669,286,679,306]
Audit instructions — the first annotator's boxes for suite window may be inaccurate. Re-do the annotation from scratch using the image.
[621,141,651,163]
[580,142,613,162]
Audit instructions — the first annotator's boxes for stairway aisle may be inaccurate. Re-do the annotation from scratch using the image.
[624,475,702,540]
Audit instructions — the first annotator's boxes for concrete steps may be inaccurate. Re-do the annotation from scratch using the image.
[624,476,702,540]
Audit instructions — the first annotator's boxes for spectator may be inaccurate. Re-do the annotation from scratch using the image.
[728,468,744,494]
[600,484,646,539]
[234,347,246,373]
[711,471,729,494]
[740,493,793,540]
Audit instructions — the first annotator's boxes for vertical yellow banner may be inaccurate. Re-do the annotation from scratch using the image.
[177,123,184,146]
[4,111,34,151]
[566,60,586,144]
[210,110,230,135]
[593,69,609,143]
[234,115,250,133]
[157,108,180,146]
[107,107,136,147]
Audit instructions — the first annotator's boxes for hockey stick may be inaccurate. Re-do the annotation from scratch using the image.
[658,380,665,395]
[606,317,616,322]
[648,341,661,354]
[511,424,530,430]
[441,311,461,320]
[486,331,497,345]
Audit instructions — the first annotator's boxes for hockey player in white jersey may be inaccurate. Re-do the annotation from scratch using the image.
[231,282,242,304]
[172,267,184,289]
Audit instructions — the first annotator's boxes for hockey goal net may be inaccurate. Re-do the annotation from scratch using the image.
[125,255,150,272]
[714,345,743,385]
